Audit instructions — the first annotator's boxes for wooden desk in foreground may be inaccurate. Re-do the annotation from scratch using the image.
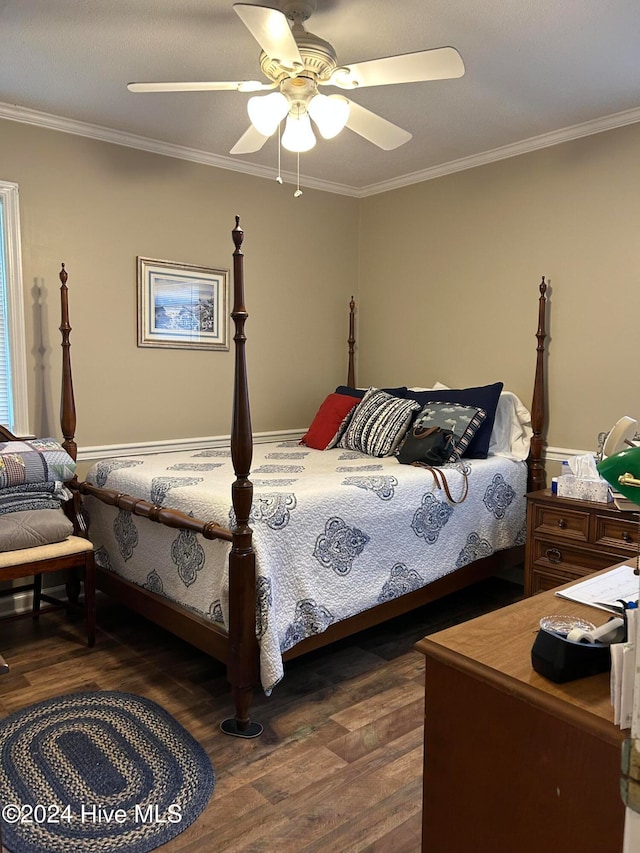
[416,575,627,853]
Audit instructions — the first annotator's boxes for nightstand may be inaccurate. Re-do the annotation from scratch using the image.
[524,488,640,595]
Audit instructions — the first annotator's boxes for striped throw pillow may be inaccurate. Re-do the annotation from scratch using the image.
[338,388,421,457]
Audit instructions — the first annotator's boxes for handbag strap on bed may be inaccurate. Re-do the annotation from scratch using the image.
[412,424,441,440]
[410,462,469,504]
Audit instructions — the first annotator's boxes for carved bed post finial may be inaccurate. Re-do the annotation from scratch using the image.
[223,215,262,738]
[347,296,356,388]
[59,263,78,462]
[232,215,243,250]
[528,276,548,492]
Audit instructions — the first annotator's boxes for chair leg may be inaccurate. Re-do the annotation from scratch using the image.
[84,552,96,648]
[32,573,42,620]
[66,568,81,608]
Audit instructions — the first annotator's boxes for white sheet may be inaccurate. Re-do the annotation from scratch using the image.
[86,441,527,692]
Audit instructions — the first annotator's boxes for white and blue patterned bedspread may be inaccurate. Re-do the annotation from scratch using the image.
[85,441,527,693]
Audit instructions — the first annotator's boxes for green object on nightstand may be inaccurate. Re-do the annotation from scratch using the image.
[598,446,640,507]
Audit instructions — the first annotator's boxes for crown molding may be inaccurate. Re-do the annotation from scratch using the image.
[0,101,355,197]
[1,100,640,198]
[358,106,640,196]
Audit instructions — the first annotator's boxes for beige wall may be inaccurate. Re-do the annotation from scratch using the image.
[358,123,640,455]
[0,119,358,447]
[3,116,640,459]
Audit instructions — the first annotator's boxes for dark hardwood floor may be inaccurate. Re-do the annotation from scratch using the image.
[0,576,522,852]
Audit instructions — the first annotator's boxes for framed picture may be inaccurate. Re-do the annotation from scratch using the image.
[137,257,229,350]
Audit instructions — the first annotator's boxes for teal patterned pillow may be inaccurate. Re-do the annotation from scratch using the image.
[338,388,421,457]
[399,402,486,462]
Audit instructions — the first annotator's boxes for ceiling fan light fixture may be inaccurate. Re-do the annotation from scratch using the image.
[327,67,359,89]
[281,111,316,152]
[247,91,289,136]
[131,4,465,168]
[308,93,350,139]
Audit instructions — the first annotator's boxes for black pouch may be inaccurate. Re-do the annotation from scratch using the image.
[396,425,455,466]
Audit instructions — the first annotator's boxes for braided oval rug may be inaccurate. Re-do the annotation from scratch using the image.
[0,691,215,853]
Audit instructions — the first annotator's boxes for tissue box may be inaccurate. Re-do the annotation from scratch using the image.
[556,475,611,503]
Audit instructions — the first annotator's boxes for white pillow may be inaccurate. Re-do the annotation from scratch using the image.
[433,381,532,461]
[489,391,533,460]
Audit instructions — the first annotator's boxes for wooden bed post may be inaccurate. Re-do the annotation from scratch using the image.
[220,217,263,738]
[528,277,548,493]
[57,264,90,606]
[59,264,77,463]
[347,296,356,388]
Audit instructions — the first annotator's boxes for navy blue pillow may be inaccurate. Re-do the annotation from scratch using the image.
[335,385,408,400]
[402,383,504,458]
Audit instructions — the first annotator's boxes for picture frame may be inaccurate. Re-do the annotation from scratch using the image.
[137,257,229,350]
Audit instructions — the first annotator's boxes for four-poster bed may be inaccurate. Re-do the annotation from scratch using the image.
[57,217,547,738]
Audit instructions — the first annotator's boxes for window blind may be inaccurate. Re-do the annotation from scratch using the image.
[0,198,13,429]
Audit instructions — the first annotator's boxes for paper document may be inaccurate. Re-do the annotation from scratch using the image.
[610,609,637,729]
[555,564,640,614]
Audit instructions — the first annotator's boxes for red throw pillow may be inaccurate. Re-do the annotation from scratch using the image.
[301,393,361,450]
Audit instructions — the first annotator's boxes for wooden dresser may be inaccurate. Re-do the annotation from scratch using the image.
[525,488,640,595]
[416,581,626,853]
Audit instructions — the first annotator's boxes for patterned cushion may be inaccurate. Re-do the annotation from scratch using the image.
[338,387,421,457]
[0,438,76,489]
[399,402,486,462]
[402,382,503,458]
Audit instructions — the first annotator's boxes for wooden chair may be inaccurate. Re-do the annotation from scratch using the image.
[0,532,95,646]
[0,264,95,647]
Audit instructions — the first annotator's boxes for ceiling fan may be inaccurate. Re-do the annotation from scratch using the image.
[128,1,465,157]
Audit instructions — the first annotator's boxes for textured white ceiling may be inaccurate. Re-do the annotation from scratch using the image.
[2,0,640,194]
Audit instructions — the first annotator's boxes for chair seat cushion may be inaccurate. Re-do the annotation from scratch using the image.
[0,534,93,569]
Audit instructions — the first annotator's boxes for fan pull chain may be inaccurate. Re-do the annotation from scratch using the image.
[276,123,283,185]
[294,151,302,198]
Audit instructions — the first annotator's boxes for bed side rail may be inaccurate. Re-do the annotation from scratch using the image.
[71,480,233,542]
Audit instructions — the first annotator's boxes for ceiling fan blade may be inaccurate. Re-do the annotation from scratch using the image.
[326,47,464,89]
[344,101,412,150]
[127,80,272,93]
[230,125,270,155]
[234,4,303,71]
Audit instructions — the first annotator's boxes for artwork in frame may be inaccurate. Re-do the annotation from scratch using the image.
[137,257,229,350]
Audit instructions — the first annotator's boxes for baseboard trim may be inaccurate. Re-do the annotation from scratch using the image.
[546,445,593,463]
[77,428,306,464]
[0,584,66,619]
[77,435,586,467]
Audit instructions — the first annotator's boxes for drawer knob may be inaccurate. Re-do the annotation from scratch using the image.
[546,547,562,564]
[557,518,567,529]
[623,532,632,543]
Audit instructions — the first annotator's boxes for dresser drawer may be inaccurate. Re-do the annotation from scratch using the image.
[593,514,640,555]
[528,564,589,594]
[525,490,638,597]
[530,503,590,543]
[531,539,621,573]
